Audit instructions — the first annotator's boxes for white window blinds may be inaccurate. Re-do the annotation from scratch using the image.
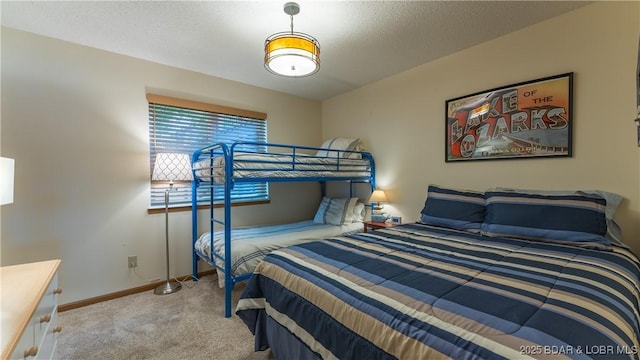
[148,94,268,208]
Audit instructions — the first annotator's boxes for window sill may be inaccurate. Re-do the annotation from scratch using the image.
[147,199,270,214]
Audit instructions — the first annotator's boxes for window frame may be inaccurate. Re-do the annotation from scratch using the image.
[147,94,269,213]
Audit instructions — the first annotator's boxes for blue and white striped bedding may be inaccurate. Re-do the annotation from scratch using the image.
[237,223,640,359]
[194,220,363,287]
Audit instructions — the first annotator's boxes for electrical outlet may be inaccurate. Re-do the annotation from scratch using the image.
[128,256,137,268]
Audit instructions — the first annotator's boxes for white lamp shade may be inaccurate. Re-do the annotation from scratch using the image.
[368,189,388,204]
[152,153,193,182]
[1,157,15,205]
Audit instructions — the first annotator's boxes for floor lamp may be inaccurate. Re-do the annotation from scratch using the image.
[151,152,193,295]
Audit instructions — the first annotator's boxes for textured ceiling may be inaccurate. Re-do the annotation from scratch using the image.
[1,1,591,101]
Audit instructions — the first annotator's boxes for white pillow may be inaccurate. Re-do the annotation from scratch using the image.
[313,197,331,224]
[316,138,361,158]
[313,197,358,225]
[346,141,365,159]
[352,202,365,222]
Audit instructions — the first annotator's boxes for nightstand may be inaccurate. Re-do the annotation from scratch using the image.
[363,221,396,233]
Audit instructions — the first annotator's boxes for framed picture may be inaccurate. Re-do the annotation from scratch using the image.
[445,73,573,162]
[391,216,402,225]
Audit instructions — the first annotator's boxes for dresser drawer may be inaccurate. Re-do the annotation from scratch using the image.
[37,310,58,360]
[34,274,58,348]
[10,326,35,360]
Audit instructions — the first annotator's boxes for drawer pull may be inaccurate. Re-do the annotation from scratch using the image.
[53,325,63,333]
[23,345,38,357]
[53,288,63,294]
[39,314,52,323]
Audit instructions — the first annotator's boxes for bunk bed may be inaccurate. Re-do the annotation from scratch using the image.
[236,186,640,359]
[191,140,375,317]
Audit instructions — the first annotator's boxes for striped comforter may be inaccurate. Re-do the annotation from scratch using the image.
[236,223,640,359]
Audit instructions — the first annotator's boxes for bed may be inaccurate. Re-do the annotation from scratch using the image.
[191,138,375,317]
[195,218,364,288]
[236,186,640,359]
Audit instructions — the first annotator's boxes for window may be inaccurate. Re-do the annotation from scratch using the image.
[148,94,268,209]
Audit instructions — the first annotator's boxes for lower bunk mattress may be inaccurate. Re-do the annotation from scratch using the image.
[236,223,640,360]
[194,220,363,287]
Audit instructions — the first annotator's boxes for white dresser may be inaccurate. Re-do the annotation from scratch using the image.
[1,260,62,360]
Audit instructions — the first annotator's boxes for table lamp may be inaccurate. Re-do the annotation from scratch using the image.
[368,189,389,222]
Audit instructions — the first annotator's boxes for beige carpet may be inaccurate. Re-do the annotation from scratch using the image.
[56,275,273,360]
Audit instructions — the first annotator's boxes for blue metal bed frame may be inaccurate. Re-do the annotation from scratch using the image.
[190,141,376,317]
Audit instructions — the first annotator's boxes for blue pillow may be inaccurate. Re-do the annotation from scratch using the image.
[420,185,486,232]
[482,191,610,249]
[494,187,625,246]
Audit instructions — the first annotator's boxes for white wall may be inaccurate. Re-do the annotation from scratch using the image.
[0,27,323,304]
[2,1,639,305]
[323,2,640,252]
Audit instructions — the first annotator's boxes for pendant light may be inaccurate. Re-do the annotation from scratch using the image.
[264,2,320,77]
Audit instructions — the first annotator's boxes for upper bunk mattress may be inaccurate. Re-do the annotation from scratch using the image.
[193,152,371,182]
